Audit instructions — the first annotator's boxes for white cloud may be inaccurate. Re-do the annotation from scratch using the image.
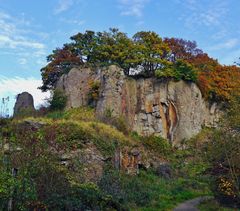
[54,0,74,14]
[0,11,46,65]
[119,0,149,17]
[209,38,239,51]
[0,35,45,49]
[18,58,27,65]
[0,76,50,114]
[60,18,85,25]
[178,0,228,28]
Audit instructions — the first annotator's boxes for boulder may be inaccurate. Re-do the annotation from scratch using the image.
[155,163,172,179]
[13,92,35,116]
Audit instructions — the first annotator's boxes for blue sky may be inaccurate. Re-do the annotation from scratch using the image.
[0,0,239,115]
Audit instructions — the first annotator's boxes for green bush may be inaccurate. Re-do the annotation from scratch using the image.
[142,135,172,156]
[204,97,240,208]
[49,89,67,111]
[0,122,125,211]
[155,60,197,82]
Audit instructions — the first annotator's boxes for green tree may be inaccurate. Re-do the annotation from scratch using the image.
[49,89,67,111]
[70,30,98,63]
[132,31,170,76]
[155,59,197,82]
[206,97,240,207]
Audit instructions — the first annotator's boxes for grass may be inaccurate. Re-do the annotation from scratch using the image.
[8,107,221,210]
[99,168,211,211]
[15,115,133,157]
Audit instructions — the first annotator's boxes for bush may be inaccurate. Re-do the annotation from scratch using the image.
[155,60,197,82]
[100,108,129,135]
[88,80,100,107]
[49,89,67,111]
[141,135,172,156]
[0,121,125,210]
[205,97,240,207]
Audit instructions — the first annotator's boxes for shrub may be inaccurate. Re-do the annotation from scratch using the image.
[100,110,129,135]
[155,60,197,82]
[0,121,126,210]
[142,135,172,156]
[88,80,100,107]
[49,89,67,111]
[205,97,240,207]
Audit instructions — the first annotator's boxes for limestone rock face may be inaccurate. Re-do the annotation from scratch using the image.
[56,67,100,108]
[56,65,220,145]
[14,92,35,116]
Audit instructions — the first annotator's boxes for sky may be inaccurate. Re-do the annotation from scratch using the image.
[0,0,239,116]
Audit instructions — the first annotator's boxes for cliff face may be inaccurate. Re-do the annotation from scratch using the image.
[56,65,220,145]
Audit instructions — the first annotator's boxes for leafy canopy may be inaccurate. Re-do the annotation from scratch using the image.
[40,28,240,102]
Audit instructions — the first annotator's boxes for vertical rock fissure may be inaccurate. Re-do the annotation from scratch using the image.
[168,102,179,143]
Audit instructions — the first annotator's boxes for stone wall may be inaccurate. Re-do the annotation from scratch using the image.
[56,65,220,145]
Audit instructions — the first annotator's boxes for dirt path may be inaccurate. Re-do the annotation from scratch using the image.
[173,196,213,211]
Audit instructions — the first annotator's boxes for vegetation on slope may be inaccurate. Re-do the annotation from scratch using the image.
[0,107,209,210]
[1,97,239,210]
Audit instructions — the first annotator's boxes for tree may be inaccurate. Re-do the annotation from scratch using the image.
[132,31,170,76]
[49,89,67,111]
[206,96,240,207]
[70,30,98,63]
[155,59,197,82]
[164,38,203,62]
[94,28,137,75]
[40,45,82,91]
[188,53,218,72]
[198,65,240,101]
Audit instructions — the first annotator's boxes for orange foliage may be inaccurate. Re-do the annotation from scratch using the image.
[40,45,82,91]
[198,65,240,101]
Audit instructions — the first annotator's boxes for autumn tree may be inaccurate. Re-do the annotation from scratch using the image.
[40,45,82,91]
[164,38,203,62]
[39,28,240,103]
[198,65,240,101]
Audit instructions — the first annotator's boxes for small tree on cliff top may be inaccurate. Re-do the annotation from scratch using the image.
[40,45,82,91]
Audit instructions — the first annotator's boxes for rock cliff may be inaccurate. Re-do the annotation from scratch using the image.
[56,65,220,145]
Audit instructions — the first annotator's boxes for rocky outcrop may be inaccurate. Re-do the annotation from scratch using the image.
[13,92,35,116]
[56,65,220,145]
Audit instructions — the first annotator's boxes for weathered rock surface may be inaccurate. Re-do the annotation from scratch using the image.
[13,92,35,116]
[56,65,220,145]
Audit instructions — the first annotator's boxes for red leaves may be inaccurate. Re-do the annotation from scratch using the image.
[198,65,240,101]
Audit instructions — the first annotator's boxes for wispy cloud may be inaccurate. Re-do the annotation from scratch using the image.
[60,17,85,26]
[0,76,50,111]
[178,0,228,28]
[118,0,149,17]
[0,35,45,49]
[18,58,27,65]
[54,0,74,14]
[209,38,239,51]
[0,11,46,65]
